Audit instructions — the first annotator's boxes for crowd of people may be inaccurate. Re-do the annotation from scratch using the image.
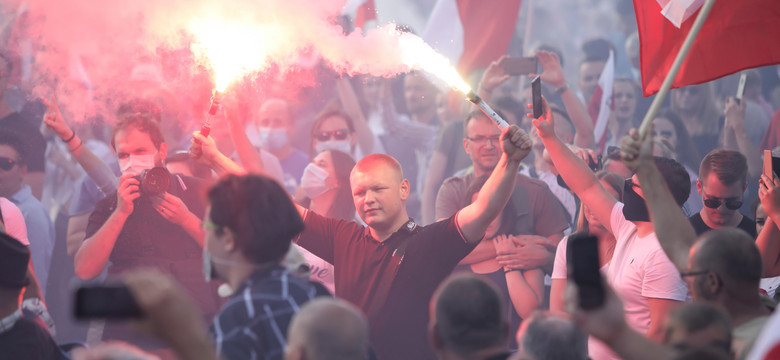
[1,1,780,360]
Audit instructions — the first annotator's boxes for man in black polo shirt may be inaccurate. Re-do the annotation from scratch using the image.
[295,124,532,359]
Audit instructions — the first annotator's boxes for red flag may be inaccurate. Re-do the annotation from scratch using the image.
[634,0,780,96]
[354,0,376,30]
[423,0,522,78]
[587,51,615,153]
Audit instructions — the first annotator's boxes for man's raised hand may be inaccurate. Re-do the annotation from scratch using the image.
[533,50,566,89]
[620,126,654,173]
[501,125,532,163]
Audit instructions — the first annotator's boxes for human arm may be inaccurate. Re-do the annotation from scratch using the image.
[66,213,90,257]
[495,235,557,274]
[620,127,696,272]
[190,131,246,176]
[336,77,374,154]
[124,269,219,360]
[42,96,118,195]
[758,173,780,277]
[74,174,139,279]
[646,298,682,342]
[534,97,618,233]
[151,193,204,247]
[495,235,544,318]
[457,125,532,242]
[225,102,267,175]
[458,240,497,265]
[421,150,448,225]
[722,97,762,178]
[379,80,438,149]
[534,51,595,149]
[476,56,510,102]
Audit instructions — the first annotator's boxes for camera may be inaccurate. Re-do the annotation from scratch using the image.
[133,167,171,195]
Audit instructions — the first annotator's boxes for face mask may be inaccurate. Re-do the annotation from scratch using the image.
[118,153,156,176]
[301,163,332,199]
[315,140,352,155]
[258,127,288,151]
[622,182,651,222]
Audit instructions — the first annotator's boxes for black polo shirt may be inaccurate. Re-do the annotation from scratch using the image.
[689,212,758,238]
[297,210,477,360]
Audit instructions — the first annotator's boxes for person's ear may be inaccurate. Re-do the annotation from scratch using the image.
[463,138,471,156]
[696,179,703,195]
[159,142,168,165]
[400,179,410,201]
[704,271,723,296]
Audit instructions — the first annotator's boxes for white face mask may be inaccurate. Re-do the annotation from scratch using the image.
[300,163,332,199]
[315,140,351,155]
[258,127,288,150]
[118,153,156,176]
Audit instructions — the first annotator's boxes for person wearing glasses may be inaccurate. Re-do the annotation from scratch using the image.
[689,149,757,238]
[308,110,363,160]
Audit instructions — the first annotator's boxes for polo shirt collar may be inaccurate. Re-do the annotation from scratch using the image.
[363,218,418,241]
[8,185,31,205]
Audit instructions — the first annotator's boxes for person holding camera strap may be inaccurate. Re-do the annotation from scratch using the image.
[73,114,220,356]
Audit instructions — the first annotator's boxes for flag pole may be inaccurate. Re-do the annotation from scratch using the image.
[638,0,716,138]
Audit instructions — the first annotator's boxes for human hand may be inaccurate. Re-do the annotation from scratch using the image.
[759,172,780,219]
[479,56,510,93]
[150,192,192,226]
[71,341,159,360]
[41,95,74,140]
[116,174,141,216]
[496,235,551,270]
[123,269,211,352]
[500,125,533,163]
[569,144,599,166]
[532,50,565,88]
[189,131,219,163]
[492,234,516,253]
[568,282,629,346]
[620,127,654,173]
[530,96,555,140]
[723,97,746,131]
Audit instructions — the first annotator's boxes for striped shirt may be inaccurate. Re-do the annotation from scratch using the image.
[209,265,329,360]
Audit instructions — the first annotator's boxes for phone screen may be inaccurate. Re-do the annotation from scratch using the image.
[531,76,543,119]
[567,233,605,310]
[74,284,143,319]
[504,57,538,76]
[736,73,747,104]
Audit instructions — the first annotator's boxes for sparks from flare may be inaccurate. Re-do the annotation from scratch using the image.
[397,32,472,94]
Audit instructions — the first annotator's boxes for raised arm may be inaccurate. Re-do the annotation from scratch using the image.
[534,51,595,149]
[336,77,374,154]
[758,173,780,277]
[721,97,762,178]
[535,97,617,233]
[189,131,246,177]
[476,56,510,103]
[457,125,531,243]
[42,96,118,195]
[620,127,696,272]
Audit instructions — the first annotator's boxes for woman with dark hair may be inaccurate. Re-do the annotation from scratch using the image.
[295,149,357,293]
[652,109,703,216]
[309,109,375,161]
[453,175,546,348]
[670,82,722,156]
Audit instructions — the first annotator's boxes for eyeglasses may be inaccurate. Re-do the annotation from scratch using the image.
[465,135,500,145]
[0,157,19,171]
[625,177,640,190]
[679,269,709,278]
[316,129,349,142]
[703,197,743,210]
[202,221,219,231]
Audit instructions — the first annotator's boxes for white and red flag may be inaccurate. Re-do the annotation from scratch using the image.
[634,0,780,96]
[423,0,522,78]
[587,50,615,153]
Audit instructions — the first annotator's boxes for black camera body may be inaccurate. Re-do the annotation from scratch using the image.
[133,167,171,195]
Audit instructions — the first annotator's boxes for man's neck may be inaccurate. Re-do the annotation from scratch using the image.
[722,291,771,328]
[634,221,655,237]
[370,213,411,242]
[225,258,276,292]
[411,108,437,126]
[0,293,21,319]
[271,145,293,160]
[700,211,743,230]
[0,182,23,200]
[473,165,494,179]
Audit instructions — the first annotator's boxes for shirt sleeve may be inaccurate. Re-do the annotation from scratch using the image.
[407,212,478,269]
[296,210,362,265]
[435,178,465,221]
[610,202,634,239]
[85,196,115,239]
[640,246,689,301]
[551,236,569,280]
[533,185,571,237]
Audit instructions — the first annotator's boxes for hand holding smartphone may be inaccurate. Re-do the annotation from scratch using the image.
[504,57,538,76]
[531,76,543,119]
[736,73,747,105]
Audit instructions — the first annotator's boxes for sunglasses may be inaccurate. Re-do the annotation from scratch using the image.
[316,129,349,142]
[703,197,743,210]
[0,157,18,171]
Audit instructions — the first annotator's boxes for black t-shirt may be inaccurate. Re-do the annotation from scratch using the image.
[0,112,46,172]
[296,211,477,360]
[689,212,758,238]
[0,316,67,360]
[85,174,221,349]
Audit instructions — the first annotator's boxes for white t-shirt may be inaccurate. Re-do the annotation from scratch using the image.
[760,276,780,299]
[0,197,28,245]
[608,203,689,335]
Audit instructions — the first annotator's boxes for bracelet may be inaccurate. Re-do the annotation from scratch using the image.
[70,139,84,152]
[555,83,569,96]
[504,268,522,274]
[63,129,76,143]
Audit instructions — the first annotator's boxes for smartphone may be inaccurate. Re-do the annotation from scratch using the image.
[531,76,543,119]
[736,73,747,104]
[504,57,538,76]
[74,284,143,319]
[764,150,780,179]
[567,233,605,310]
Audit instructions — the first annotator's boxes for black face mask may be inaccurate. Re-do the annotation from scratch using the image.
[622,180,651,222]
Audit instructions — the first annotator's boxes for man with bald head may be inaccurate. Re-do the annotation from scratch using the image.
[285,298,369,360]
[254,99,309,192]
[294,123,532,359]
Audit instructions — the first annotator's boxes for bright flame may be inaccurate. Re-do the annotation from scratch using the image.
[397,32,472,94]
[189,18,281,91]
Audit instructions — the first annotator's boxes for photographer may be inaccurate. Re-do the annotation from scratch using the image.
[73,114,220,353]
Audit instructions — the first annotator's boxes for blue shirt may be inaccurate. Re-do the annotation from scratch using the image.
[9,185,54,295]
[210,266,329,360]
[279,149,309,194]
